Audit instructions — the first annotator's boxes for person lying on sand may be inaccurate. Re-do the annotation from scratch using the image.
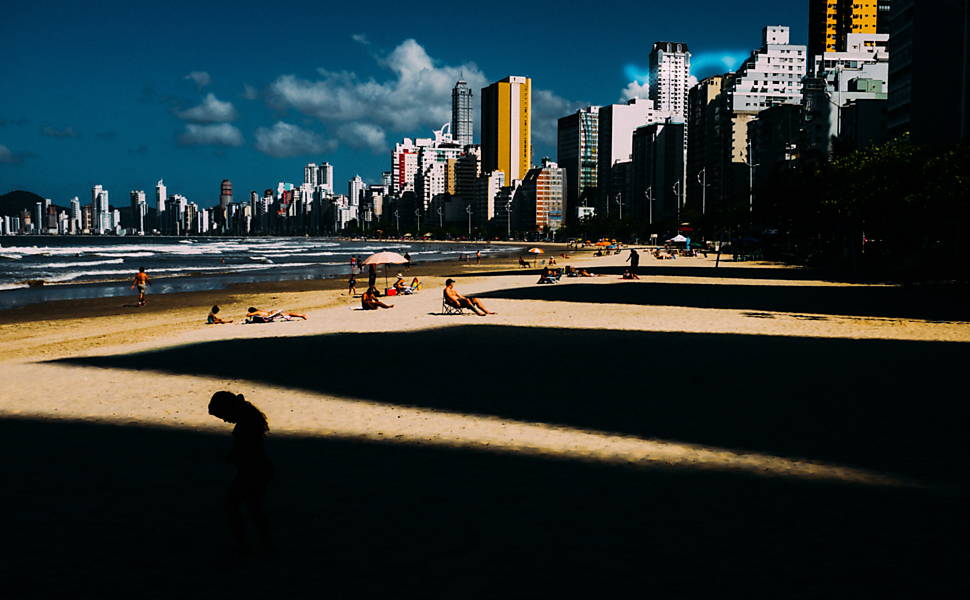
[443,278,494,316]
[207,305,233,324]
[245,307,308,323]
[361,286,394,310]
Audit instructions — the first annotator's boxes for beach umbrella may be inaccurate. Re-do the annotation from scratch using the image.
[527,247,544,267]
[595,240,611,247]
[363,251,408,289]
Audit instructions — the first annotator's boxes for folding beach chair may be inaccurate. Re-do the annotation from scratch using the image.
[442,294,464,315]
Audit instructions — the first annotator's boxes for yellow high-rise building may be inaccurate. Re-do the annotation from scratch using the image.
[481,76,531,182]
[809,0,880,58]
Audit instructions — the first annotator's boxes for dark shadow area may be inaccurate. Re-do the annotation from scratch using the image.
[2,416,965,598]
[475,282,969,321]
[53,326,969,485]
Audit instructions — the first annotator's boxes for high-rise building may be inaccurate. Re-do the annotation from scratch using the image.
[69,197,81,233]
[156,179,167,213]
[130,190,147,234]
[220,179,232,210]
[557,106,599,221]
[888,0,970,144]
[632,121,686,223]
[318,162,334,194]
[727,26,807,113]
[348,175,365,207]
[597,98,671,201]
[304,163,320,187]
[687,75,726,215]
[809,0,884,67]
[452,80,474,146]
[517,158,566,234]
[481,75,532,182]
[649,42,692,120]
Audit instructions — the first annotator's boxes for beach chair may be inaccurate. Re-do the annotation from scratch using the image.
[442,295,464,315]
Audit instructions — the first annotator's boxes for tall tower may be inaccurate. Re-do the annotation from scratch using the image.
[318,162,334,194]
[809,0,882,63]
[304,163,319,187]
[481,75,532,182]
[452,80,474,146]
[649,42,691,121]
[156,179,167,213]
[348,175,365,206]
[220,179,232,210]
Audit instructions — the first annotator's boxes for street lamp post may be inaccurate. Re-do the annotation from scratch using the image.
[615,193,623,221]
[645,186,653,225]
[394,209,400,234]
[506,201,512,240]
[415,208,421,233]
[436,206,443,229]
[745,138,759,213]
[672,180,681,223]
[697,168,707,215]
[465,204,472,238]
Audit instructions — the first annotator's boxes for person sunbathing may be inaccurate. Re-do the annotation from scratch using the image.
[246,307,308,323]
[207,305,233,324]
[620,269,640,280]
[361,286,394,310]
[537,266,556,284]
[576,268,595,277]
[443,278,494,316]
[409,277,422,291]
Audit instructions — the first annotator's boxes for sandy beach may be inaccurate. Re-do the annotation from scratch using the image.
[1,247,968,597]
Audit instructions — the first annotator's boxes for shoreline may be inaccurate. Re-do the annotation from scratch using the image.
[0,239,549,313]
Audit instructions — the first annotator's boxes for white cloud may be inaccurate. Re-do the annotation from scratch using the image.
[184,71,211,88]
[177,123,243,147]
[0,143,18,163]
[619,81,650,103]
[268,38,487,135]
[351,33,369,45]
[337,122,387,153]
[532,88,589,147]
[254,121,336,158]
[242,84,259,100]
[176,93,238,123]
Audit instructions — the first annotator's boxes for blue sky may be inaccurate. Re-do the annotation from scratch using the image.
[0,0,804,207]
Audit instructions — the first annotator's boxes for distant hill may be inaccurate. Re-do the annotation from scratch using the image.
[0,190,66,217]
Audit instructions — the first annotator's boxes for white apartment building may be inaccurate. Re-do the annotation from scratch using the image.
[728,26,807,112]
[649,41,691,121]
[597,98,672,198]
[348,175,365,207]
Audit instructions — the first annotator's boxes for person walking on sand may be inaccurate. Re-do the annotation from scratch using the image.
[131,267,150,306]
[367,263,377,289]
[476,250,481,264]
[348,272,358,296]
[208,391,274,555]
[443,278,494,316]
[404,251,412,270]
[625,248,640,275]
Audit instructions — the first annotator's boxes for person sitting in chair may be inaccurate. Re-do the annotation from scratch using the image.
[443,278,494,316]
[518,256,530,268]
[362,286,394,310]
[393,274,413,295]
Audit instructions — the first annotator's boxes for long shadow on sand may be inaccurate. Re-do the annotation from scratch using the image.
[2,416,964,598]
[458,264,837,282]
[52,326,968,484]
[475,281,969,321]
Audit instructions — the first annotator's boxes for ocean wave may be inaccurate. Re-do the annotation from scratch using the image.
[29,258,126,269]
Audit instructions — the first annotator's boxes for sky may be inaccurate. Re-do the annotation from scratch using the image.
[0,0,805,207]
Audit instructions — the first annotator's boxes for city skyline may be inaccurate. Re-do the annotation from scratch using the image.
[1,0,805,206]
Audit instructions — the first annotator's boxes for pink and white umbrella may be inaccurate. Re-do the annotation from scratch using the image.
[362,251,409,290]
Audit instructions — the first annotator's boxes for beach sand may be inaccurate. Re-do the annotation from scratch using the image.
[1,247,968,597]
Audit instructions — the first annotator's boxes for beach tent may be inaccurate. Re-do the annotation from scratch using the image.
[667,234,688,243]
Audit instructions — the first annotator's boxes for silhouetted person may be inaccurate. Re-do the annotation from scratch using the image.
[131,267,150,306]
[208,391,273,554]
[626,248,640,274]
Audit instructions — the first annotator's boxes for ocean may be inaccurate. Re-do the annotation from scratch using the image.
[0,236,518,310]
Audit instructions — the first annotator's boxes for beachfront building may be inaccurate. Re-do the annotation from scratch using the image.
[687,75,727,216]
[69,197,81,234]
[631,119,686,224]
[809,0,884,67]
[649,42,692,121]
[516,158,566,235]
[481,75,532,182]
[304,162,334,194]
[155,179,166,214]
[557,106,599,222]
[803,32,889,157]
[597,98,671,208]
[888,0,970,145]
[452,79,474,146]
[348,175,365,208]
[129,190,147,235]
